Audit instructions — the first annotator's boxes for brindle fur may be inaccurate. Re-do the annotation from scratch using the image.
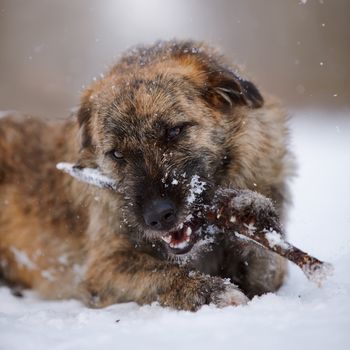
[0,41,295,310]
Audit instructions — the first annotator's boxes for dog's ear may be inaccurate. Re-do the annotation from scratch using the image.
[200,64,264,111]
[75,89,98,168]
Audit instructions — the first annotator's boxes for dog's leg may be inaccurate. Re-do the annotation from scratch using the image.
[222,241,287,299]
[80,238,248,311]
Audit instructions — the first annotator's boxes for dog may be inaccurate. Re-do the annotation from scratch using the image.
[0,40,295,310]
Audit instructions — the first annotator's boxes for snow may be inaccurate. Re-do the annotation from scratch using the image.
[0,110,16,119]
[41,270,55,282]
[301,261,334,287]
[230,188,275,214]
[9,247,38,270]
[1,110,350,349]
[264,229,290,250]
[243,222,257,235]
[186,174,207,204]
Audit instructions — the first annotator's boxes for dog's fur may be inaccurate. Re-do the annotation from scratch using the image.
[0,40,295,310]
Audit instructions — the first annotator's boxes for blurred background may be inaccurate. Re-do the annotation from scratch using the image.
[0,0,349,118]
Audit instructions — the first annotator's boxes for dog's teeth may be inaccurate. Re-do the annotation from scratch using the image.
[170,241,189,249]
[178,223,184,229]
[185,227,192,236]
[161,235,172,244]
[230,216,236,223]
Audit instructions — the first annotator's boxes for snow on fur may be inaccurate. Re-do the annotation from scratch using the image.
[186,175,206,204]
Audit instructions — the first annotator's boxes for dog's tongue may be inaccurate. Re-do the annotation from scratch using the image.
[171,227,187,242]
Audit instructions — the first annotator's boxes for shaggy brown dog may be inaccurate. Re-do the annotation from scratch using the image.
[0,40,295,310]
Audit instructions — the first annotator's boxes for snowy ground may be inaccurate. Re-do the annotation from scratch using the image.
[1,110,349,350]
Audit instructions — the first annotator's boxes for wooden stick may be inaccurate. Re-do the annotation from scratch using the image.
[56,162,118,191]
[194,188,333,286]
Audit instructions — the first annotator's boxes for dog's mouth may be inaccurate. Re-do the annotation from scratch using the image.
[160,217,201,255]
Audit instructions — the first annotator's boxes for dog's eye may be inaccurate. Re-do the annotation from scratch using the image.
[168,126,182,139]
[165,122,196,142]
[108,150,124,161]
[167,125,186,141]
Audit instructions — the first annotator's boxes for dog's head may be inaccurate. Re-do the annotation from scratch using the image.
[74,41,264,255]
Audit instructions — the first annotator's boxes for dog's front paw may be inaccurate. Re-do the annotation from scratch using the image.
[158,272,248,311]
[210,283,249,308]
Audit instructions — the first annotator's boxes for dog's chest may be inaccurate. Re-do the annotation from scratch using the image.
[183,245,225,276]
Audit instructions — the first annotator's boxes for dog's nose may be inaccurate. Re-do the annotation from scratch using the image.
[143,198,177,230]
